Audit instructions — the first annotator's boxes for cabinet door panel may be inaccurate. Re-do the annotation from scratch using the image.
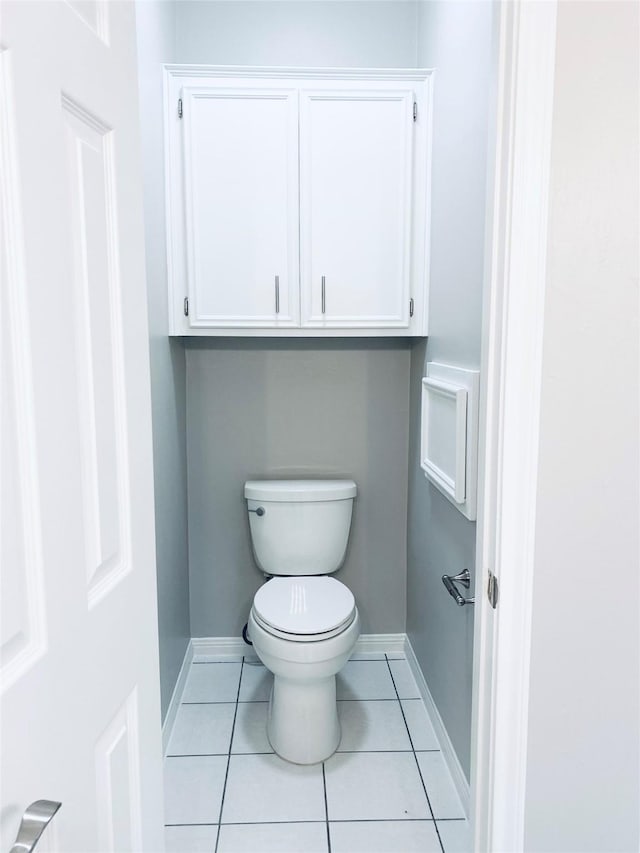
[183,88,299,327]
[300,91,414,328]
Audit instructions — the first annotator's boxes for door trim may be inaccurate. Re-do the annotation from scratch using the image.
[470,1,558,850]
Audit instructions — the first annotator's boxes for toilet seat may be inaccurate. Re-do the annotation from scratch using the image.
[252,577,356,642]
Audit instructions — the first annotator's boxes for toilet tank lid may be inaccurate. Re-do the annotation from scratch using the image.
[244,479,357,502]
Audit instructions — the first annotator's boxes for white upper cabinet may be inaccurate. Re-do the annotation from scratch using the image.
[182,87,299,327]
[165,68,433,336]
[300,88,414,328]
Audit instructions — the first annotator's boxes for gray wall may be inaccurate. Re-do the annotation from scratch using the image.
[524,3,639,850]
[406,1,494,780]
[186,341,410,637]
[175,0,419,67]
[176,2,419,639]
[136,1,191,721]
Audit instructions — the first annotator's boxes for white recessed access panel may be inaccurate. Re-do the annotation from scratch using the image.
[421,362,480,520]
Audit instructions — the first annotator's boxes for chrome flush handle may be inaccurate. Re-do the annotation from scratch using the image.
[10,800,61,853]
[248,506,265,517]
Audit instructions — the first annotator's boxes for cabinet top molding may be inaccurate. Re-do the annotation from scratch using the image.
[164,64,434,82]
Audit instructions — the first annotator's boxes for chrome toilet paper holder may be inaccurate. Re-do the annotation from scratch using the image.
[442,569,475,607]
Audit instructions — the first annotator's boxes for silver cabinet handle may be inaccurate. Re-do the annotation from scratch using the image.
[275,275,280,314]
[442,569,475,606]
[321,275,326,314]
[10,800,61,853]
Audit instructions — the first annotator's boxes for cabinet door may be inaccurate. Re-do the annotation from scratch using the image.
[300,89,414,328]
[182,87,299,327]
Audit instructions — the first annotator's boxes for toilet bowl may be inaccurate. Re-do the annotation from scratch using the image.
[244,479,359,764]
[249,577,360,764]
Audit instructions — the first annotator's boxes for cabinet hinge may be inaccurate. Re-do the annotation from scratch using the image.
[409,297,414,317]
[178,98,183,119]
[413,101,418,122]
[487,570,499,609]
[183,297,189,316]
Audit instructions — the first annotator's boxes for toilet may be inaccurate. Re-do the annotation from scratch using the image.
[245,479,360,765]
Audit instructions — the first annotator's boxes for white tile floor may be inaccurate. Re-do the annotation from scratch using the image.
[164,654,471,853]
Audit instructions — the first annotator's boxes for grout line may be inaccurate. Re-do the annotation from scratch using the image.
[335,748,440,754]
[218,818,441,826]
[214,656,245,853]
[166,746,441,759]
[346,657,402,663]
[165,747,441,758]
[165,753,229,758]
[166,817,460,828]
[385,654,446,853]
[326,817,441,824]
[182,700,269,706]
[336,697,400,703]
[336,748,412,754]
[192,660,243,665]
[230,751,274,756]
[220,819,331,826]
[321,763,331,853]
[347,658,387,662]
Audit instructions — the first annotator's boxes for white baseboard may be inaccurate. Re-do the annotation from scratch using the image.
[354,632,406,655]
[404,636,471,817]
[191,632,407,661]
[162,640,193,754]
[192,635,258,660]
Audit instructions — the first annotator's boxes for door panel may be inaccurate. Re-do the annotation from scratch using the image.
[62,98,132,606]
[94,690,142,852]
[183,87,300,327]
[1,3,163,851]
[300,90,414,328]
[0,49,47,689]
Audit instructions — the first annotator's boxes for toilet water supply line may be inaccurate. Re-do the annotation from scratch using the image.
[243,566,273,646]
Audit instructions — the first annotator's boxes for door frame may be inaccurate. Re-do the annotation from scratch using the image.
[470,1,558,849]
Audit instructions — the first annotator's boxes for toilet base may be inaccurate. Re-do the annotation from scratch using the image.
[267,674,340,765]
[247,606,360,766]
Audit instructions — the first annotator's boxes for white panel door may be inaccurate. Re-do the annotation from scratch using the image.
[300,89,414,328]
[182,87,299,328]
[1,3,164,851]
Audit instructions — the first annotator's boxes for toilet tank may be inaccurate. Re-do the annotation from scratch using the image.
[244,479,357,576]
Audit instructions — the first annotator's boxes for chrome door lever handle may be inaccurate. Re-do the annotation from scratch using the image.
[10,800,61,853]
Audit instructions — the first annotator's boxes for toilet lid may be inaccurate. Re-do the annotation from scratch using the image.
[252,577,355,637]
